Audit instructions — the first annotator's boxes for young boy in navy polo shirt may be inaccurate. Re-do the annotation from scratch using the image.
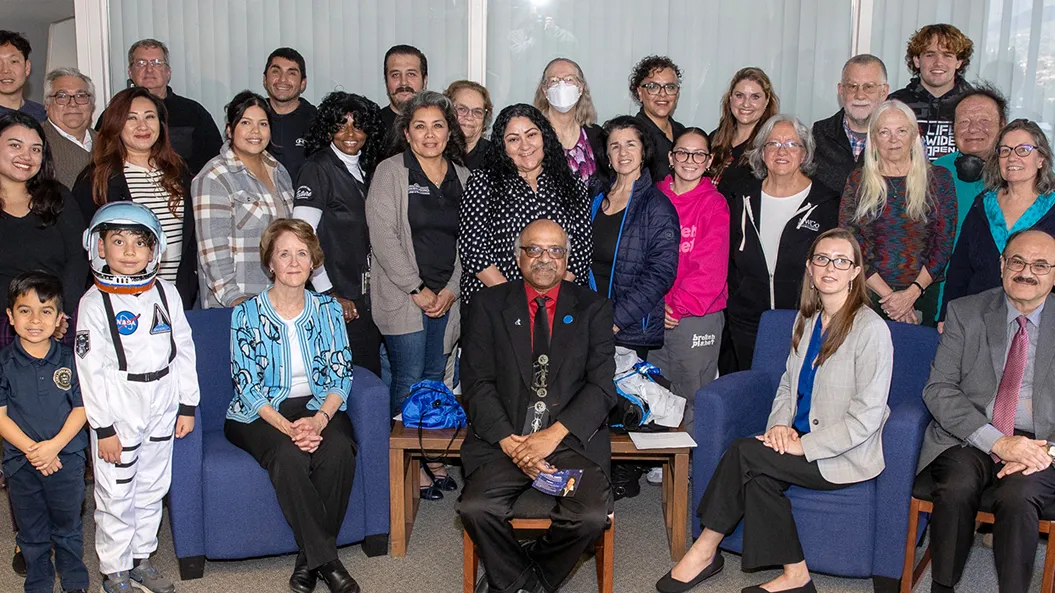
[0,271,89,593]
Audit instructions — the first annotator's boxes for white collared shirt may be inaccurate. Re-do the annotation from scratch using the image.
[48,120,92,151]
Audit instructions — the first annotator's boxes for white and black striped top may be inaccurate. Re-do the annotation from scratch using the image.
[124,163,183,282]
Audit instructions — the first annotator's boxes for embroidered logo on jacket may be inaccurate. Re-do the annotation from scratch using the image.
[115,311,140,335]
[53,367,72,390]
[75,330,90,358]
[150,304,172,334]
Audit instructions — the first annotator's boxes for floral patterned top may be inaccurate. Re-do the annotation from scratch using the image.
[565,127,597,183]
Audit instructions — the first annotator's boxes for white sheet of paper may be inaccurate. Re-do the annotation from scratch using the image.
[629,432,697,449]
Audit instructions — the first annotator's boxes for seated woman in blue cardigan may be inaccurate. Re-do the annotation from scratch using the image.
[224,218,360,593]
[941,119,1055,322]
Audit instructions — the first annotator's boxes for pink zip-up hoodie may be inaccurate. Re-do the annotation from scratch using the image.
[657,174,730,319]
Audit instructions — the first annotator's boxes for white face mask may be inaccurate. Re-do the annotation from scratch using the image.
[546,82,582,113]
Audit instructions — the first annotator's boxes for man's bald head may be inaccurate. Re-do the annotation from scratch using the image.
[1001,229,1055,313]
[516,219,570,292]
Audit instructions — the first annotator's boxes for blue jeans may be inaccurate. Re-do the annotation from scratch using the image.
[8,454,89,593]
[386,311,449,416]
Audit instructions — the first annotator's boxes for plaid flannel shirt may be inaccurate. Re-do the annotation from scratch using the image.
[192,142,293,308]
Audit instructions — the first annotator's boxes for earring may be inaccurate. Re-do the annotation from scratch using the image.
[849,279,853,291]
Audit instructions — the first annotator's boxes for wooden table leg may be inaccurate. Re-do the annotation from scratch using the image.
[670,452,689,561]
[662,459,673,532]
[389,446,407,557]
[405,454,419,550]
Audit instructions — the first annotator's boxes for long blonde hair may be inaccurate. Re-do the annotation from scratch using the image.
[792,229,870,366]
[853,100,931,223]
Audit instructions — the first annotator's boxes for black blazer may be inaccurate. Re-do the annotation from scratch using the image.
[71,167,199,309]
[460,279,618,478]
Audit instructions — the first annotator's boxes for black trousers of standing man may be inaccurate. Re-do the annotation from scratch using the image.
[225,397,358,570]
[698,437,848,569]
[921,444,1055,592]
[458,447,612,593]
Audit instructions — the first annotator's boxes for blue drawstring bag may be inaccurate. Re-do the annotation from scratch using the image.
[401,380,466,429]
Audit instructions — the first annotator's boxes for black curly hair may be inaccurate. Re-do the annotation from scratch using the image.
[388,90,467,166]
[304,91,385,182]
[628,55,683,105]
[479,103,581,207]
[0,111,65,227]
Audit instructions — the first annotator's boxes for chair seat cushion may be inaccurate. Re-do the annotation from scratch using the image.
[912,465,1055,520]
[719,481,876,577]
[200,431,367,559]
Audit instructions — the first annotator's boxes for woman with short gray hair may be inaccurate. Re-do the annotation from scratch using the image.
[722,114,842,371]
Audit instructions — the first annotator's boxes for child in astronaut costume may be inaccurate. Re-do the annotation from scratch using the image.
[74,202,198,593]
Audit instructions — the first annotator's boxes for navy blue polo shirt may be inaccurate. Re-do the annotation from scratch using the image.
[0,339,87,476]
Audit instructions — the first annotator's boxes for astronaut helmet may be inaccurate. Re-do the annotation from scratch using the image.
[83,202,167,295]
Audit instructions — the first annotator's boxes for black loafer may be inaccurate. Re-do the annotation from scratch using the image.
[741,580,816,593]
[655,552,724,593]
[289,550,317,593]
[420,483,444,500]
[317,559,360,593]
[11,547,25,577]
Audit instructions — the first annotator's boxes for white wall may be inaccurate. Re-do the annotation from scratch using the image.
[46,18,79,73]
[3,19,53,102]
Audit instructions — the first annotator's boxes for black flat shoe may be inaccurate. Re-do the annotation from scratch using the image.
[741,580,816,593]
[655,552,724,593]
[316,559,360,593]
[289,550,317,593]
[420,483,444,500]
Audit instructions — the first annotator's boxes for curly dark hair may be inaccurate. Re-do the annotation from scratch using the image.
[304,91,385,182]
[479,103,581,208]
[0,111,65,227]
[388,90,467,166]
[628,55,683,105]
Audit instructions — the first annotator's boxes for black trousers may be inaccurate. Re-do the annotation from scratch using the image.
[697,437,846,569]
[922,445,1055,592]
[725,314,758,373]
[225,397,358,570]
[458,448,613,593]
[347,296,382,379]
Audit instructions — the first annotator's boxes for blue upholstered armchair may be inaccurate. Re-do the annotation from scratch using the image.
[169,308,391,579]
[693,310,938,592]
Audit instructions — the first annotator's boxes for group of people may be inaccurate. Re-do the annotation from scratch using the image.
[0,17,1050,593]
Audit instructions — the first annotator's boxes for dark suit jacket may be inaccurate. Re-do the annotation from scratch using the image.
[919,287,1055,472]
[71,166,199,309]
[460,279,618,478]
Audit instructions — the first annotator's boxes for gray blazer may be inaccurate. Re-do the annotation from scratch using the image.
[766,306,893,484]
[918,287,1055,473]
[365,154,470,351]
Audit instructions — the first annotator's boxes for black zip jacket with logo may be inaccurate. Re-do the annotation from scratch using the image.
[724,175,842,328]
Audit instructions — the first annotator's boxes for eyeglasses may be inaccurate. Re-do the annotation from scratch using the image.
[840,82,884,95]
[50,92,92,106]
[131,58,168,70]
[1005,256,1052,275]
[544,76,581,89]
[672,150,710,164]
[997,144,1037,158]
[763,140,804,152]
[519,246,568,259]
[454,104,488,120]
[809,254,855,270]
[640,82,680,96]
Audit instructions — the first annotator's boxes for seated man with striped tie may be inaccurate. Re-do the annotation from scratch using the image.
[458,219,618,593]
[920,228,1055,593]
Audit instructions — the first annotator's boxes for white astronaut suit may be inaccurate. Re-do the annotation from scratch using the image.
[74,202,199,575]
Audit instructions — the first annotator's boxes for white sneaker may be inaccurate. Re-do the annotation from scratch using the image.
[646,467,663,485]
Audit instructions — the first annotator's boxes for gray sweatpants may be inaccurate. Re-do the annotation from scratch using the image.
[649,311,724,436]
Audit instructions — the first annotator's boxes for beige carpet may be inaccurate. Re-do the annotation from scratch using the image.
[0,469,1042,592]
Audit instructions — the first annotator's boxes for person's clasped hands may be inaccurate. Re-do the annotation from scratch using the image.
[500,425,566,479]
[286,413,328,453]
[757,425,805,456]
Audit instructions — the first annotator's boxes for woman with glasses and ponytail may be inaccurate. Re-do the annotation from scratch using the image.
[941,119,1055,323]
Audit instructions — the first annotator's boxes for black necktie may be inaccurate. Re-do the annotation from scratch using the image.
[533,296,550,359]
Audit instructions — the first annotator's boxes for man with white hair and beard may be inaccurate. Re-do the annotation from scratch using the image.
[811,54,889,197]
[458,219,617,593]
[919,228,1055,593]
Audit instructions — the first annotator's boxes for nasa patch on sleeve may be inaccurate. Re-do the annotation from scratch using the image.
[75,330,90,359]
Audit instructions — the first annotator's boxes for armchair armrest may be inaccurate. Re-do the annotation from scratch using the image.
[872,400,932,579]
[168,407,205,558]
[345,366,390,537]
[692,369,779,536]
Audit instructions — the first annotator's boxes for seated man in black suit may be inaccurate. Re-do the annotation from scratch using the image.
[458,218,617,593]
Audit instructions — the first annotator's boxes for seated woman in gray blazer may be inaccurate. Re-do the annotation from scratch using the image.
[656,228,893,593]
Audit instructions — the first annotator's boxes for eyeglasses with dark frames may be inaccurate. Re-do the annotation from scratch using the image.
[809,254,855,270]
[672,150,710,164]
[520,246,568,259]
[50,92,93,106]
[996,144,1037,158]
[640,82,680,96]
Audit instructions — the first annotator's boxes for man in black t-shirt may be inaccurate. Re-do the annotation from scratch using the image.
[263,47,317,182]
[380,45,428,147]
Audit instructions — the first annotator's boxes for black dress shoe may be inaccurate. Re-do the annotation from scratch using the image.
[317,559,360,593]
[289,550,317,593]
[11,546,25,577]
[741,580,816,593]
[655,552,724,593]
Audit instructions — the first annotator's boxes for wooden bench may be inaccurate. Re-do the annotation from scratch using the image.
[389,421,690,560]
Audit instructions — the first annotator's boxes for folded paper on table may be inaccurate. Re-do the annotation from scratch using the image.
[628,431,698,450]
